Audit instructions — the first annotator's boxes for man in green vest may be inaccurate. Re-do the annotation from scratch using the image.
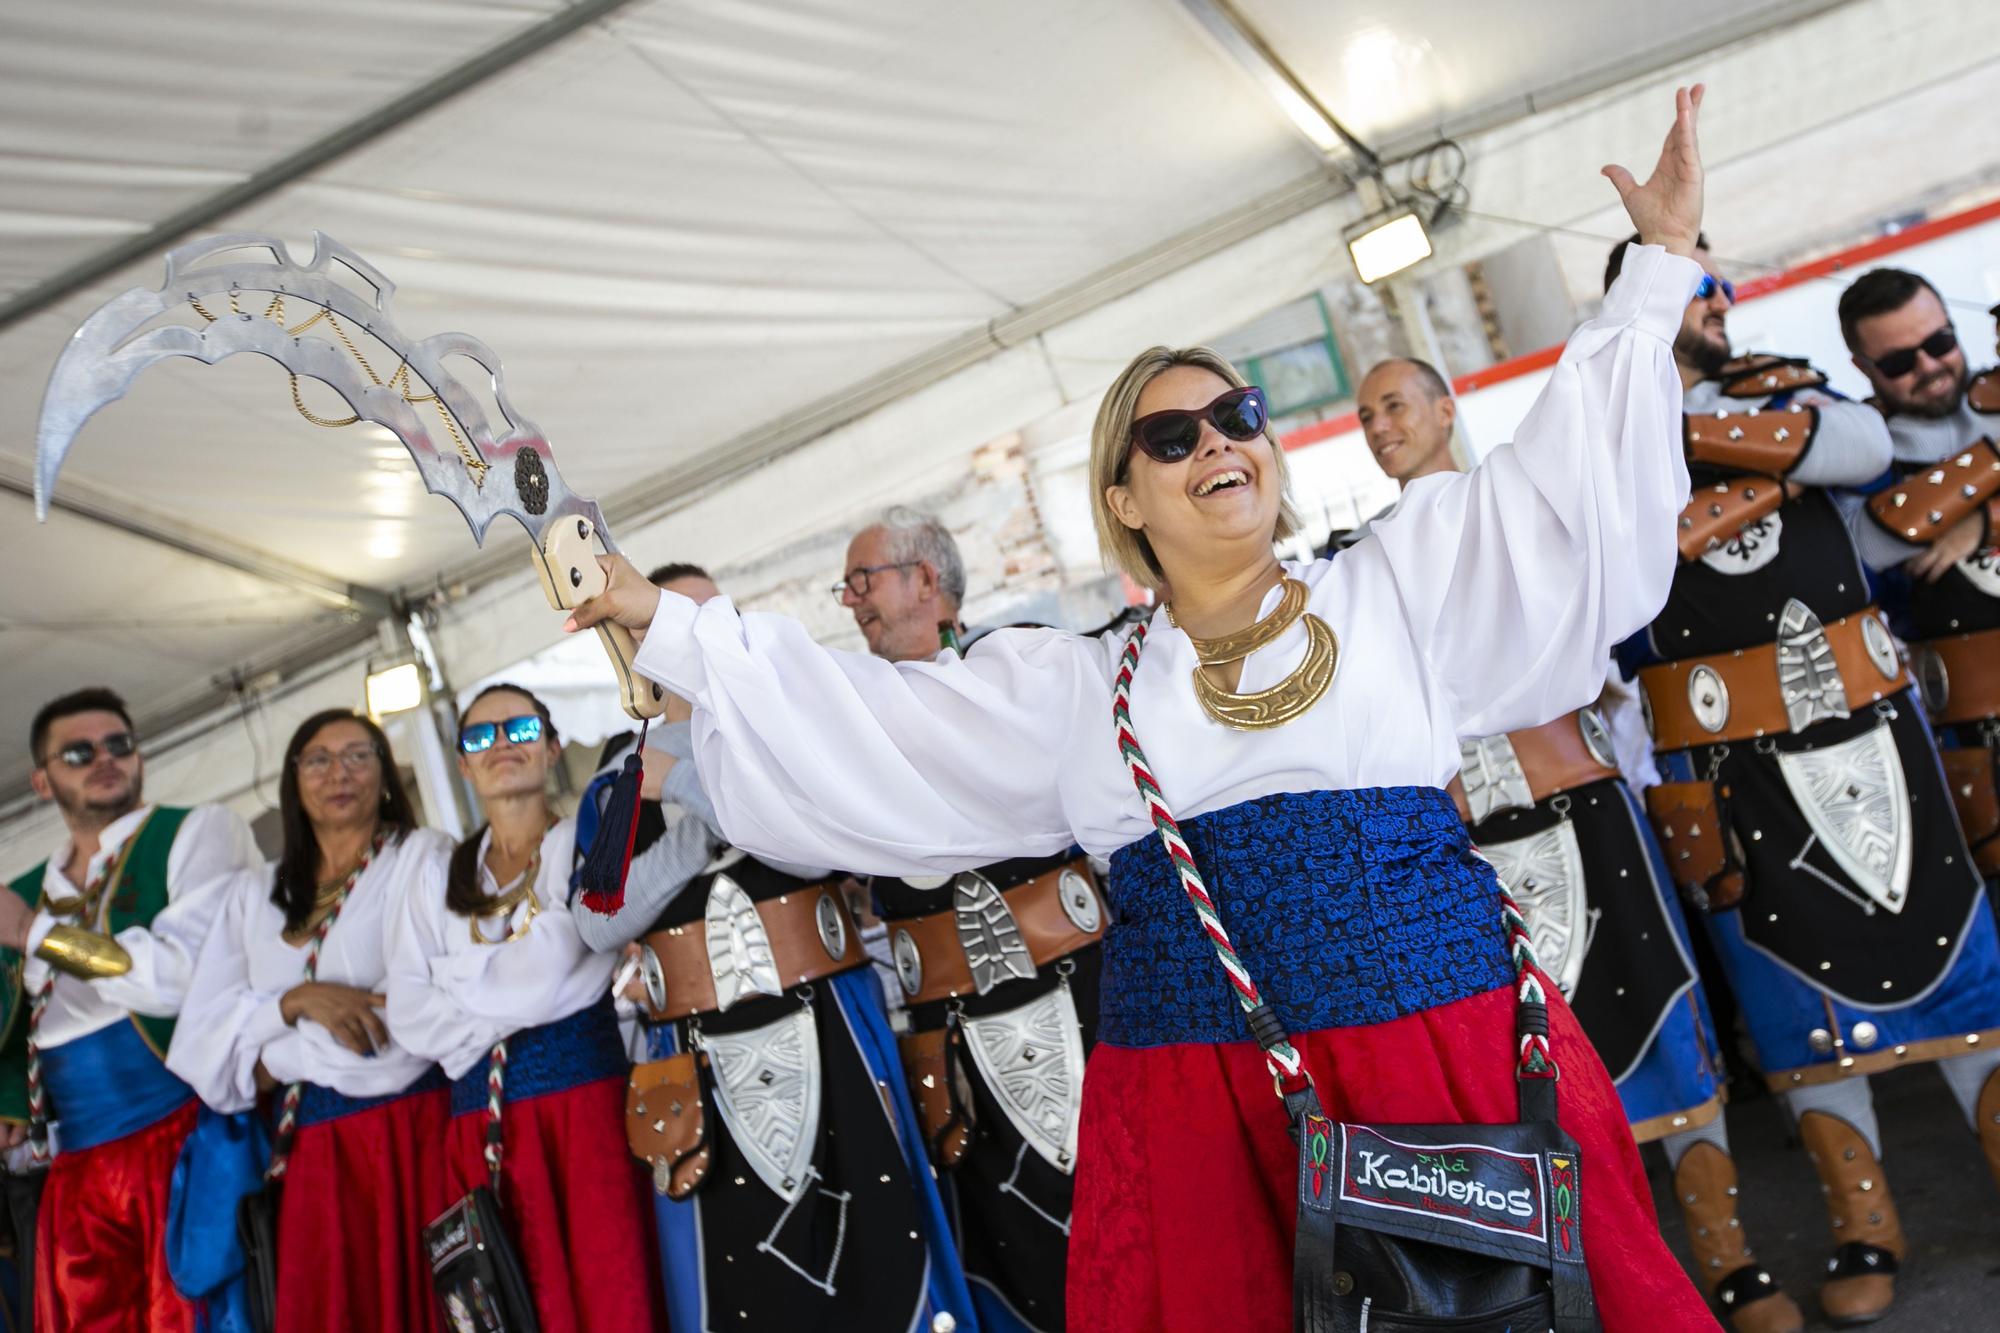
[0,687,258,1331]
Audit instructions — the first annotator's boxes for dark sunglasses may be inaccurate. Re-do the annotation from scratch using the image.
[1866,325,1957,379]
[1693,273,1735,304]
[49,732,138,769]
[458,714,545,754]
[1127,386,1268,466]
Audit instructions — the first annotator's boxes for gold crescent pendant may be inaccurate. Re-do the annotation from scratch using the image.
[1191,612,1339,730]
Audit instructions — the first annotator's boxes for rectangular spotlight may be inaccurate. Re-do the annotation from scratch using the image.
[365,660,425,719]
[1345,208,1433,284]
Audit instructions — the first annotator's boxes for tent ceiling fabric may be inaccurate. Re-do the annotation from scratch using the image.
[0,0,1933,808]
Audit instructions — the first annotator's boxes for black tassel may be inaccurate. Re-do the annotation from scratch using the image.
[578,722,647,914]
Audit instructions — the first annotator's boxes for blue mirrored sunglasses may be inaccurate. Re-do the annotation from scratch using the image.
[458,714,544,754]
[1694,273,1735,303]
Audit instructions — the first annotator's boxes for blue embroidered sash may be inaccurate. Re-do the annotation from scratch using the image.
[448,997,625,1116]
[42,1019,194,1153]
[298,1065,449,1129]
[1102,786,1513,1047]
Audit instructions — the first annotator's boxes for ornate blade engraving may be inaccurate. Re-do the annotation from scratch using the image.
[1477,819,1591,996]
[1777,723,1913,914]
[962,984,1087,1173]
[1775,598,1849,733]
[1457,733,1535,823]
[954,871,1035,995]
[705,1005,822,1204]
[705,873,783,1010]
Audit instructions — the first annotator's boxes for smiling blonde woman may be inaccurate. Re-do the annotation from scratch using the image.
[572,88,1718,1333]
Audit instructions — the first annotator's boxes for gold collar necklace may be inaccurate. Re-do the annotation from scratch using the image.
[1167,576,1338,730]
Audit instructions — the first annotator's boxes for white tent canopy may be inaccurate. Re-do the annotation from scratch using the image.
[4,0,1997,856]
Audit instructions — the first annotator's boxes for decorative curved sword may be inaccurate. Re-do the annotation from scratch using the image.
[33,231,664,718]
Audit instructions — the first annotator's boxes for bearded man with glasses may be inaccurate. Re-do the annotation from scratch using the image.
[1613,231,2000,1327]
[0,687,258,1330]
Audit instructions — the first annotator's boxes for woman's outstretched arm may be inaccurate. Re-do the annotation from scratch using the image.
[569,572,1094,875]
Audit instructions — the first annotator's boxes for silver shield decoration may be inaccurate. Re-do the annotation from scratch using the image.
[704,1004,821,1204]
[891,928,923,997]
[954,871,1036,995]
[1578,708,1617,770]
[1688,665,1730,734]
[1698,510,1783,576]
[813,891,847,962]
[638,945,668,1013]
[1860,614,1900,682]
[1775,598,1850,733]
[961,984,1087,1173]
[1776,723,1913,914]
[1458,734,1534,823]
[1057,869,1102,934]
[1476,821,1591,996]
[705,873,784,1010]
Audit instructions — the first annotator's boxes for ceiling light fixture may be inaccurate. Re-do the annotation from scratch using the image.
[1345,205,1433,285]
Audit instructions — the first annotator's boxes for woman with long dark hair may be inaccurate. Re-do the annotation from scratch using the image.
[169,709,451,1332]
[567,91,1718,1331]
[384,683,659,1333]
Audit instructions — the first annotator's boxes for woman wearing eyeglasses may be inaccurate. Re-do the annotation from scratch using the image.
[168,709,453,1332]
[568,90,1715,1331]
[384,684,660,1333]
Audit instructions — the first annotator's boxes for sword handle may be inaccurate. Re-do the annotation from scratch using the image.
[535,517,667,720]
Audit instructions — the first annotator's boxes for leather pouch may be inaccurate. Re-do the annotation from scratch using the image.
[1645,780,1746,911]
[625,1052,711,1199]
[898,1025,973,1168]
[1942,746,2000,876]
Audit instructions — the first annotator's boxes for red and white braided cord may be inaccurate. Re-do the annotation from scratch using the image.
[267,835,382,1181]
[1113,623,1307,1089]
[483,1039,508,1185]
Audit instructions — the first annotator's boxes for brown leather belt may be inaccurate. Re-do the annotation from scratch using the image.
[1448,710,1621,824]
[638,883,864,1023]
[1640,605,1909,752]
[892,858,1103,1007]
[1913,627,2000,726]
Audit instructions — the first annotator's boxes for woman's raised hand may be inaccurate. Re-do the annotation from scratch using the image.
[1604,84,1705,258]
[564,553,664,636]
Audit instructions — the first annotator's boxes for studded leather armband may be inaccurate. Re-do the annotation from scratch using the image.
[1718,354,1828,399]
[1675,475,1785,560]
[35,925,133,979]
[1684,401,1817,475]
[1865,438,2000,543]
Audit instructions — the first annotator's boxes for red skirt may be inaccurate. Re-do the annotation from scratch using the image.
[441,1076,663,1333]
[275,1086,452,1333]
[37,1099,198,1333]
[1066,982,1717,1332]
